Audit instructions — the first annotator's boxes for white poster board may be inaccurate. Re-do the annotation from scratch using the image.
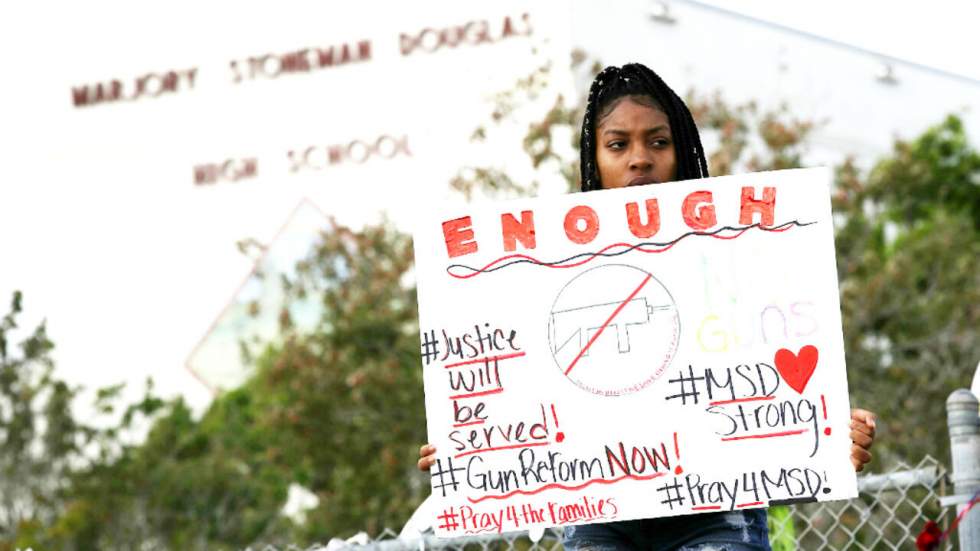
[413,167,857,536]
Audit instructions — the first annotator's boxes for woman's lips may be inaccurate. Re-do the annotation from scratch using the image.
[627,176,659,186]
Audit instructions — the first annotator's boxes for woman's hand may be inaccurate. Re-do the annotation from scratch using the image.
[850,408,877,472]
[418,443,437,472]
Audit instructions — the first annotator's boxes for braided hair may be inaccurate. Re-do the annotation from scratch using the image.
[580,63,709,191]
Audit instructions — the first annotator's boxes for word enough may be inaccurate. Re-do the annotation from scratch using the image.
[442,187,777,258]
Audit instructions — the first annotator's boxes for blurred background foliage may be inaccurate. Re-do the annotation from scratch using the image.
[2,57,977,550]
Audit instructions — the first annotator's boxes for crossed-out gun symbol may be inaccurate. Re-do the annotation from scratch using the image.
[550,298,674,357]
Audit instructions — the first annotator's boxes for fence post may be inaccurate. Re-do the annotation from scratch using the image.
[947,388,980,549]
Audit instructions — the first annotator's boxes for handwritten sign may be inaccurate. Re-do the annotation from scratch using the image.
[413,167,857,537]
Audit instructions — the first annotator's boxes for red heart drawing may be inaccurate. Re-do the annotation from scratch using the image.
[774,345,819,394]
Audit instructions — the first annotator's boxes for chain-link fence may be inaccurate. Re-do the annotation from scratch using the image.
[771,456,950,550]
[249,455,953,551]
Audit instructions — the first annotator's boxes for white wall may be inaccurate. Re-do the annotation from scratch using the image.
[0,1,572,414]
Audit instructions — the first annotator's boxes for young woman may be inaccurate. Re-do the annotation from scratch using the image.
[419,62,877,550]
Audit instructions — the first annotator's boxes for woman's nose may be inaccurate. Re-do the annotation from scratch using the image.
[629,148,654,171]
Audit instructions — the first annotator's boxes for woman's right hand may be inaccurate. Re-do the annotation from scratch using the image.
[418,443,437,471]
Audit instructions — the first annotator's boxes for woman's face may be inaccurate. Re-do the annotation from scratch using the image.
[595,96,677,189]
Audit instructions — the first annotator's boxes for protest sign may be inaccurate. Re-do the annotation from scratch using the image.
[413,167,857,537]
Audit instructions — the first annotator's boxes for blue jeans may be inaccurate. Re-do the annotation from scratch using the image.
[562,509,771,550]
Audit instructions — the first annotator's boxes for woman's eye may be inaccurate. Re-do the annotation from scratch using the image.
[651,138,671,148]
[607,141,626,150]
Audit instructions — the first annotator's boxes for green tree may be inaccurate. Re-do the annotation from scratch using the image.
[15,223,427,550]
[0,290,78,550]
[0,291,147,551]
[256,222,427,540]
[833,115,979,465]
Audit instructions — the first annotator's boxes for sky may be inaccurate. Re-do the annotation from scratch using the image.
[0,0,977,422]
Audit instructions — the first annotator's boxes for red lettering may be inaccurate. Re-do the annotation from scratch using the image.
[605,442,631,476]
[398,34,414,56]
[317,46,336,67]
[242,158,257,178]
[501,15,516,39]
[357,40,372,60]
[465,21,491,44]
[625,199,661,238]
[281,50,310,72]
[93,83,106,103]
[71,67,197,108]
[681,190,717,230]
[161,71,178,92]
[501,210,536,252]
[739,186,776,227]
[105,80,120,101]
[396,135,412,156]
[193,165,215,185]
[442,26,463,47]
[443,216,478,258]
[564,205,600,244]
[71,86,90,107]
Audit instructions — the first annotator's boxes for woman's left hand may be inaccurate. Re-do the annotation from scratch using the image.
[850,408,877,472]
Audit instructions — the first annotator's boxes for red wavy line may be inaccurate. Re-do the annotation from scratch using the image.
[464,527,499,535]
[448,225,782,280]
[454,441,549,459]
[721,429,808,441]
[453,420,485,428]
[737,501,765,508]
[444,352,526,369]
[709,395,775,406]
[467,471,666,504]
[451,241,636,280]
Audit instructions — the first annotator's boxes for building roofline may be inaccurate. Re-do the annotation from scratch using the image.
[670,0,980,88]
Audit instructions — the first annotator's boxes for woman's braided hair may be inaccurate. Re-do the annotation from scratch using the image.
[580,63,709,191]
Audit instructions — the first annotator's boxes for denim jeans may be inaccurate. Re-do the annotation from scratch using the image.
[562,509,771,550]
